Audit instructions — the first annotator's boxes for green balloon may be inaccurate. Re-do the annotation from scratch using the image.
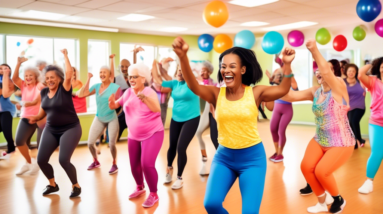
[316,28,331,45]
[353,26,366,41]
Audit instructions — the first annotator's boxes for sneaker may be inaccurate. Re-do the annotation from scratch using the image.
[307,202,328,213]
[142,193,159,208]
[202,156,208,162]
[129,186,146,199]
[329,196,346,213]
[87,161,101,170]
[164,167,173,184]
[171,178,183,190]
[16,163,31,175]
[70,186,81,198]
[27,163,40,175]
[199,162,209,175]
[300,183,313,195]
[269,153,277,161]
[273,154,284,163]
[42,184,59,195]
[0,152,11,160]
[325,192,334,205]
[358,179,373,194]
[109,164,118,174]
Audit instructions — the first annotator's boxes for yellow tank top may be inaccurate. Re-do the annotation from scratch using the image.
[216,86,262,149]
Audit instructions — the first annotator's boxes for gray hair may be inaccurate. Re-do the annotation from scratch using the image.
[36,60,47,67]
[202,61,214,74]
[100,65,111,74]
[128,63,151,84]
[44,65,65,82]
[24,66,40,81]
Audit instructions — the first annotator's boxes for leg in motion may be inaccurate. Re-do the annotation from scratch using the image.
[107,118,119,174]
[128,138,146,199]
[87,117,106,170]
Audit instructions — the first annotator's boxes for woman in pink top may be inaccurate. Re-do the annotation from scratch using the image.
[5,57,45,175]
[109,63,163,208]
[357,58,383,194]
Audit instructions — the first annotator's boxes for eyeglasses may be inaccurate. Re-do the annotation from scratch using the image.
[128,76,139,80]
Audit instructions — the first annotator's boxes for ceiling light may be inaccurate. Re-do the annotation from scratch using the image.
[160,27,187,32]
[241,21,269,27]
[118,14,154,22]
[13,10,66,20]
[229,0,279,7]
[262,21,317,31]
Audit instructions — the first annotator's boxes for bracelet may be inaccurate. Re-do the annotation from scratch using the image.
[284,73,294,78]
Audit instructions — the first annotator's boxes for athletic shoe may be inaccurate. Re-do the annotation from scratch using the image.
[171,178,183,190]
[70,186,81,198]
[269,153,277,161]
[300,183,313,195]
[27,163,40,175]
[109,164,118,174]
[16,163,31,175]
[87,161,101,170]
[129,186,146,199]
[307,202,328,213]
[142,193,159,208]
[202,156,208,162]
[329,196,346,213]
[325,192,334,205]
[273,154,284,163]
[0,152,11,160]
[358,179,373,194]
[164,168,173,184]
[42,184,59,195]
[199,162,209,175]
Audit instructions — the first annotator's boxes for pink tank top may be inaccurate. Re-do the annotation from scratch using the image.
[312,88,355,147]
[21,82,44,118]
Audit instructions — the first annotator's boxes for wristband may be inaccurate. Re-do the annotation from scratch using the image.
[284,73,294,78]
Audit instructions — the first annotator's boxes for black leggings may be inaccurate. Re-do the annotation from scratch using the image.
[0,112,15,153]
[209,113,219,149]
[347,108,365,148]
[258,104,267,119]
[168,116,200,177]
[118,111,127,141]
[16,118,43,148]
[37,123,82,185]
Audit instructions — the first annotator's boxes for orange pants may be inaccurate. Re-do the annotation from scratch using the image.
[301,138,354,196]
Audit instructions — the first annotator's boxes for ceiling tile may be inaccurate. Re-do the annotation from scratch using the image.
[100,2,153,13]
[276,5,318,16]
[232,12,286,22]
[0,0,34,8]
[302,0,356,8]
[50,0,89,6]
[76,0,122,9]
[229,8,274,19]
[256,0,300,10]
[19,1,90,15]
[75,10,126,20]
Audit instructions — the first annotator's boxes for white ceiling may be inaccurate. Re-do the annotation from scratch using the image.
[0,0,376,36]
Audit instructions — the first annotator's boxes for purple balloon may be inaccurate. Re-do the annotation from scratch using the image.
[287,30,305,47]
[375,19,383,37]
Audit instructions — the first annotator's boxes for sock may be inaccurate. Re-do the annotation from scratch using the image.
[366,179,373,185]
[113,159,116,165]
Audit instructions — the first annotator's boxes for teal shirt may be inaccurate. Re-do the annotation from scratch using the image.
[90,83,120,123]
[162,80,200,122]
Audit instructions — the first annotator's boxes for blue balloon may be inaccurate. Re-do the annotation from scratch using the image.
[234,30,255,49]
[198,34,214,52]
[262,31,284,55]
[357,0,382,22]
[16,42,20,47]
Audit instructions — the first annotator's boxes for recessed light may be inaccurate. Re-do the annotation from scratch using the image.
[241,21,269,27]
[118,14,154,22]
[229,0,279,7]
[13,10,67,20]
[262,21,317,31]
[160,27,188,32]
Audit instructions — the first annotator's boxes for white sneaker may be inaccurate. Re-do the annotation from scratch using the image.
[27,163,40,175]
[325,192,334,205]
[0,151,11,160]
[358,179,373,194]
[171,178,183,190]
[164,168,173,184]
[199,162,209,175]
[16,163,31,175]
[307,202,328,213]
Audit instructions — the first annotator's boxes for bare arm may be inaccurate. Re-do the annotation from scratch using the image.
[28,108,47,124]
[77,73,96,98]
[108,93,121,110]
[61,49,73,91]
[12,57,27,88]
[265,101,274,111]
[109,54,115,82]
[137,92,161,113]
[24,95,41,107]
[2,69,15,98]
[291,76,298,90]
[133,45,145,64]
[358,64,372,87]
[151,60,172,94]
[282,86,319,102]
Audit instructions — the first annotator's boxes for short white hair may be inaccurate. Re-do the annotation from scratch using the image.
[202,61,214,74]
[100,65,111,73]
[36,60,47,67]
[24,66,40,80]
[128,63,151,84]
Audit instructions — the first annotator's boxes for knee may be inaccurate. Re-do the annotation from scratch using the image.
[37,156,47,167]
[204,198,222,213]
[15,139,24,147]
[300,162,314,176]
[314,167,327,181]
[59,158,70,168]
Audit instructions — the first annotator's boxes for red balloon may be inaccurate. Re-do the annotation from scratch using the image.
[27,38,34,45]
[333,35,347,52]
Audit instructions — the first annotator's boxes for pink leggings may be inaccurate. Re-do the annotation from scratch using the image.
[128,131,164,193]
[270,102,293,147]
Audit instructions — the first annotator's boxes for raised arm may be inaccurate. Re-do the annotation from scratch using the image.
[137,90,161,113]
[172,37,218,104]
[109,54,115,82]
[133,45,145,64]
[159,63,173,81]
[2,69,15,98]
[61,49,73,91]
[12,57,27,88]
[358,64,371,87]
[151,60,172,93]
[77,73,95,98]
[282,86,319,102]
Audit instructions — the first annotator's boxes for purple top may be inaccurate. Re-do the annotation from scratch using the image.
[344,79,365,110]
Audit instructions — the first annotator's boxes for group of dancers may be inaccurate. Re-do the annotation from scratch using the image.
[0,36,382,213]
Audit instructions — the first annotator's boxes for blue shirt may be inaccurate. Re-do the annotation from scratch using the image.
[90,83,120,123]
[162,80,200,122]
[0,95,15,117]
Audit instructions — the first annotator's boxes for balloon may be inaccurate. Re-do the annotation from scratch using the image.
[315,28,331,45]
[375,18,383,37]
[356,0,381,22]
[27,38,34,45]
[16,42,20,47]
[287,30,304,47]
[203,1,229,28]
[213,34,233,53]
[353,26,366,41]
[234,30,255,49]
[333,35,347,52]
[198,34,214,52]
[140,55,144,61]
[261,31,284,55]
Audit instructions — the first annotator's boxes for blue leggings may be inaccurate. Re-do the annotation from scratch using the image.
[204,143,267,214]
[367,124,383,179]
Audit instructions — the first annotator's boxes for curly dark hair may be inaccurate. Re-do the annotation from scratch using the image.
[218,47,263,86]
[371,57,383,80]
[328,59,341,77]
[344,63,359,79]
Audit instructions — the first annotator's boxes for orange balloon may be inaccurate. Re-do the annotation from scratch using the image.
[203,1,229,28]
[213,34,233,53]
[27,38,34,45]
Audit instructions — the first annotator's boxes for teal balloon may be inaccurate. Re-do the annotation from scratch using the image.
[234,30,255,49]
[316,28,331,45]
[262,31,284,55]
[353,26,366,41]
[16,42,20,47]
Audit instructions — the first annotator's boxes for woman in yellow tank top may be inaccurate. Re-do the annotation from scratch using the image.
[172,37,295,214]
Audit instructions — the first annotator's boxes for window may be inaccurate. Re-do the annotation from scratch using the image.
[0,35,4,64]
[54,38,77,72]
[88,40,110,112]
[120,43,156,70]
[158,47,178,77]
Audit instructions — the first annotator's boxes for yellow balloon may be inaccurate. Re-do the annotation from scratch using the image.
[213,34,233,53]
[203,1,229,28]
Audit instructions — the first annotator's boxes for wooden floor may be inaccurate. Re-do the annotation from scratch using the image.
[1,121,382,214]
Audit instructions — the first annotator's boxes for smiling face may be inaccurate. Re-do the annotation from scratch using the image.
[346,67,357,79]
[220,53,245,88]
[24,70,38,86]
[175,66,184,81]
[45,71,61,90]
[315,70,325,85]
[128,69,146,89]
[120,59,130,77]
[99,68,111,83]
[200,67,210,79]
[0,65,11,75]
